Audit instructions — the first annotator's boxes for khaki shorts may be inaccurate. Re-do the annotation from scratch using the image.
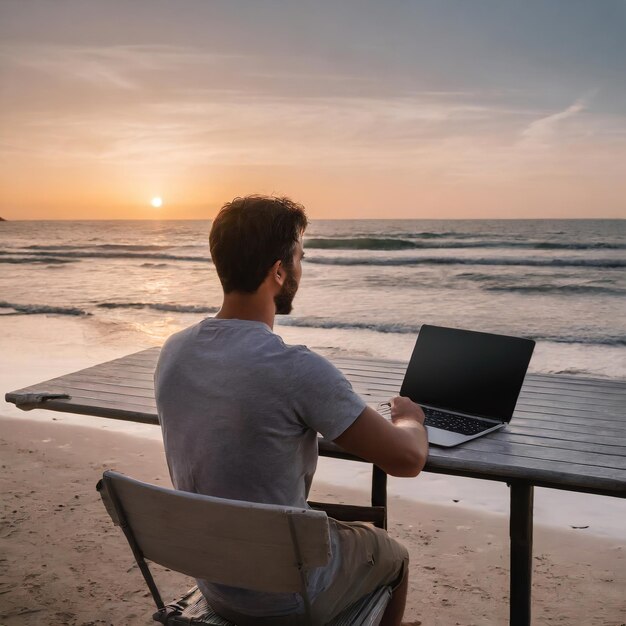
[311,519,409,623]
[211,519,408,625]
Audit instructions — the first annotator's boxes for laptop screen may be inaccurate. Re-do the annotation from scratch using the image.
[400,325,535,422]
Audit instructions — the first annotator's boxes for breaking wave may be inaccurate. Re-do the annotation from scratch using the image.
[25,243,175,252]
[306,256,626,269]
[0,250,208,263]
[277,316,626,346]
[365,272,626,296]
[304,237,626,251]
[0,256,75,264]
[0,301,90,316]
[483,284,626,296]
[305,238,417,250]
[97,302,219,314]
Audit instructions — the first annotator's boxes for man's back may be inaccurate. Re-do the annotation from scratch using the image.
[156,317,365,507]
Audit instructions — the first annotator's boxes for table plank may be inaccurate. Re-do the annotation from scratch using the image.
[507,424,626,446]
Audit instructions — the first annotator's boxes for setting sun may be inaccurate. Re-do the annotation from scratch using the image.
[150,197,163,208]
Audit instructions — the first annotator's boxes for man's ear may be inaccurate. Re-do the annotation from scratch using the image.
[270,259,285,286]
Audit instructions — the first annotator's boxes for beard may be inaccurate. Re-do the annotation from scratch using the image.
[274,269,299,315]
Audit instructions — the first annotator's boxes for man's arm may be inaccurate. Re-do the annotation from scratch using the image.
[333,396,428,477]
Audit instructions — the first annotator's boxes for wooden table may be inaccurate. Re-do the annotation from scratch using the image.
[6,347,626,626]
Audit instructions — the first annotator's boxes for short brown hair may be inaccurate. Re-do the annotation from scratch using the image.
[209,195,308,293]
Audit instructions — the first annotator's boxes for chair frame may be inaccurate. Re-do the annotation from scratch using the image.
[98,473,167,612]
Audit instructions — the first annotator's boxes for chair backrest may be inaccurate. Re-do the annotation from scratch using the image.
[98,470,331,594]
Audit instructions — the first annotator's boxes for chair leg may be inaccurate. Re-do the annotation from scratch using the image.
[97,477,165,610]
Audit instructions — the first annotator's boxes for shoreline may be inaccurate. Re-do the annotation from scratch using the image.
[1,416,624,625]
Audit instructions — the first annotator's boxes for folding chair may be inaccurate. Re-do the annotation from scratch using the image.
[97,471,392,625]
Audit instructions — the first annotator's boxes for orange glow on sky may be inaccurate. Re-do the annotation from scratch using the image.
[0,2,624,220]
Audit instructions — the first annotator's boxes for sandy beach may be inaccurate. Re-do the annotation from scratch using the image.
[1,415,624,626]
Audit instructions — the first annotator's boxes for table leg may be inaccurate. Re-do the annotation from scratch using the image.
[371,465,387,529]
[509,482,534,626]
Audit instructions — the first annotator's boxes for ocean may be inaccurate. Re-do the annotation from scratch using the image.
[1,218,625,379]
[2,218,625,538]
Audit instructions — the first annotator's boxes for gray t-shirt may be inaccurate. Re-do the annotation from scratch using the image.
[154,317,366,616]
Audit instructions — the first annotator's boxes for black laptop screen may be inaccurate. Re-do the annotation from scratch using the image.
[400,325,535,422]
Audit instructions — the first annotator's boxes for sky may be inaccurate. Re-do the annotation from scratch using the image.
[0,0,625,220]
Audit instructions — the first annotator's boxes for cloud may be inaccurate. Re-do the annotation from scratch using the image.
[0,90,530,171]
[519,95,591,149]
[0,43,241,91]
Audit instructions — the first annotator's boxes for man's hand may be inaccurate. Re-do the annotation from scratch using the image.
[333,398,429,478]
[390,396,425,425]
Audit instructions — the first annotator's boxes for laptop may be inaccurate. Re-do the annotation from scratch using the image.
[379,325,535,447]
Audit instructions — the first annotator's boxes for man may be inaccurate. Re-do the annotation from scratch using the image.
[155,195,428,625]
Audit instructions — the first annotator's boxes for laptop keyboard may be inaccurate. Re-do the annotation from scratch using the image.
[422,407,495,436]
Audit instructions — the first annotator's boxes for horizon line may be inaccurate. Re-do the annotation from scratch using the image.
[2,217,624,222]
